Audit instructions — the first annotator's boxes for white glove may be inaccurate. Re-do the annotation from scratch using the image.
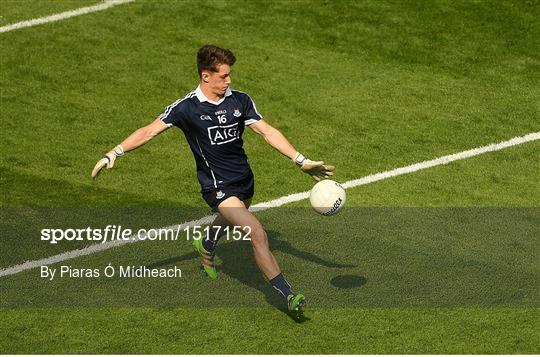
[91,145,124,179]
[293,152,335,181]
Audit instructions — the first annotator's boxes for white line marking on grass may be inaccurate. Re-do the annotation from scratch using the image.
[1,131,538,277]
[251,132,540,209]
[0,0,135,34]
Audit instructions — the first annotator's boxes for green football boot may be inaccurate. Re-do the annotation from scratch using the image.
[287,293,306,312]
[193,238,217,279]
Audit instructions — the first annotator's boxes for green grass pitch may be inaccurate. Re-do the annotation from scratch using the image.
[1,0,539,353]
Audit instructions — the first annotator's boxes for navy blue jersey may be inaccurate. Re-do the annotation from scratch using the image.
[159,86,263,191]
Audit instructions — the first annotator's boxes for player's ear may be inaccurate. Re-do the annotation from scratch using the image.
[201,71,210,83]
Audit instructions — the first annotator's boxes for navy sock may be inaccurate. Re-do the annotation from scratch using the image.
[269,273,294,301]
[202,227,221,252]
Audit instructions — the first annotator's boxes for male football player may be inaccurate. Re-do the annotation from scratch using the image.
[92,45,334,313]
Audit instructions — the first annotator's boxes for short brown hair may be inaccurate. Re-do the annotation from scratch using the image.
[197,45,236,77]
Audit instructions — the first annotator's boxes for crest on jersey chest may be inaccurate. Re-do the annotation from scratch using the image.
[233,109,241,117]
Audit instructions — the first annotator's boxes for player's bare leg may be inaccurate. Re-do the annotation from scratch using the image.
[218,196,280,278]
[195,200,253,279]
[218,196,305,312]
[203,197,254,245]
[201,212,231,252]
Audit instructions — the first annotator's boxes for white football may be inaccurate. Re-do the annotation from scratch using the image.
[309,179,346,216]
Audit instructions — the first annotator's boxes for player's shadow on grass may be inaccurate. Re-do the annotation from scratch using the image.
[330,274,367,289]
[148,230,356,322]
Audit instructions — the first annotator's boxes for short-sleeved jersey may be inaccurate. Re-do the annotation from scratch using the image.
[159,86,263,191]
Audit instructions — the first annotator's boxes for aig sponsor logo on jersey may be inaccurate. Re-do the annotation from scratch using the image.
[207,123,240,145]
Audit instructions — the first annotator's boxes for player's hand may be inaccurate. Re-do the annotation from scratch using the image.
[301,159,335,181]
[293,152,335,181]
[91,145,124,179]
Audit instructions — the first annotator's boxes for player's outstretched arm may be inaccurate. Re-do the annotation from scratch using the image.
[249,119,335,181]
[91,118,169,179]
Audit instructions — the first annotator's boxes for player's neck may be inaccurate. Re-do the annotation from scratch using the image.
[199,82,223,102]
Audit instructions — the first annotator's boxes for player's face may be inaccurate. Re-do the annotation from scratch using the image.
[203,64,232,97]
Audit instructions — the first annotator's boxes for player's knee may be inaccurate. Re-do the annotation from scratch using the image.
[247,224,266,246]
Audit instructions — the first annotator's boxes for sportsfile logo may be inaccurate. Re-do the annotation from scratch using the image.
[207,122,240,145]
[39,225,251,244]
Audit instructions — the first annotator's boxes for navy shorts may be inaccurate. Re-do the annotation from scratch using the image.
[201,174,254,212]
